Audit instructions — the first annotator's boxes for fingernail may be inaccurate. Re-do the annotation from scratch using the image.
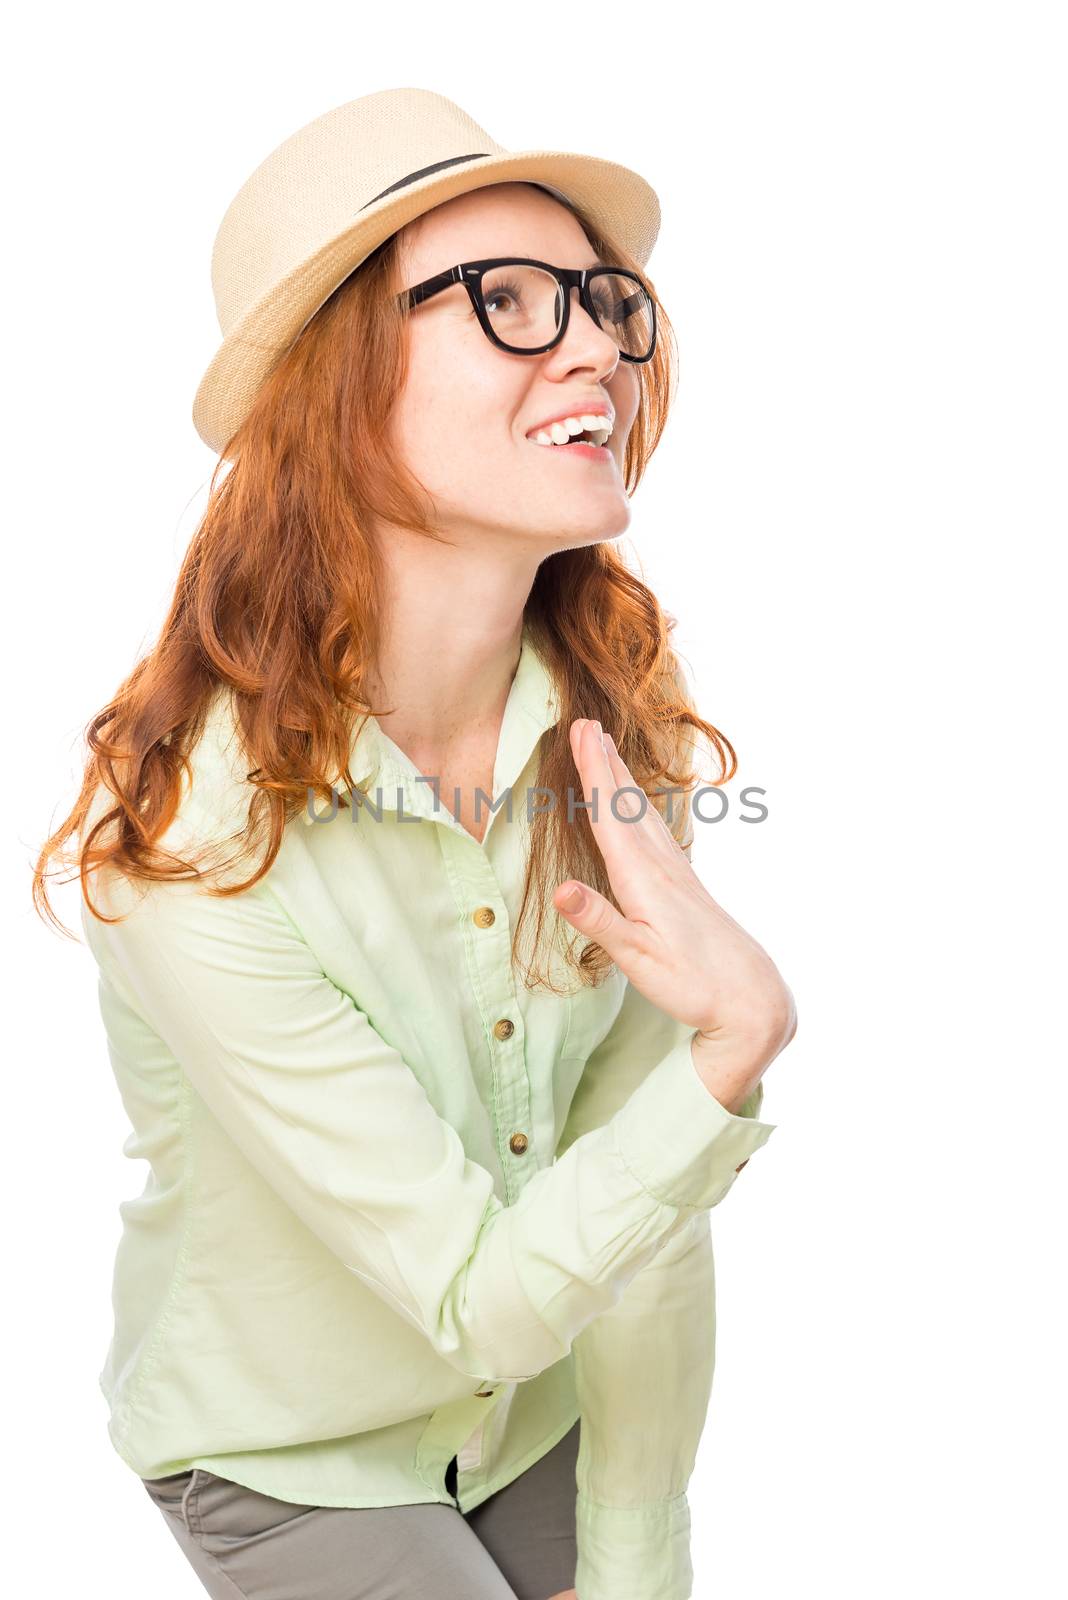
[559,883,585,911]
[594,720,605,751]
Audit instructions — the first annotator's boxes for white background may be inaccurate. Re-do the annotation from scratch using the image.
[6,4,1065,1595]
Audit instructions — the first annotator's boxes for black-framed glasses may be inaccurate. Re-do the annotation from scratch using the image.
[397,257,657,363]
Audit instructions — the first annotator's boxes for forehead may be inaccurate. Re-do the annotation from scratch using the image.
[393,182,602,282]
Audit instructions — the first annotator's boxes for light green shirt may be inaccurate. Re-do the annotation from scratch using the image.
[80,623,776,1600]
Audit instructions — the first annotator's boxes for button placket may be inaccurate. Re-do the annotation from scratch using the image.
[438,832,535,1205]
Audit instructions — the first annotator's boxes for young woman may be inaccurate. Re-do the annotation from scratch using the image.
[33,89,796,1600]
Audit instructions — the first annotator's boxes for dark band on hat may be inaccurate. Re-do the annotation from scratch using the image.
[360,153,491,210]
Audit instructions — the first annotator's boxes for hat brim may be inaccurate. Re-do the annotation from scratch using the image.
[191,147,660,458]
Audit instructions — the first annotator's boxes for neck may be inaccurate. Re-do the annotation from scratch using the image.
[364,530,540,774]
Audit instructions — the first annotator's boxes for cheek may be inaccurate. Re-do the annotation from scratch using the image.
[611,368,641,438]
[396,332,519,470]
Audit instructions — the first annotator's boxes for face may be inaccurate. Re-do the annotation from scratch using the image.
[386,182,642,556]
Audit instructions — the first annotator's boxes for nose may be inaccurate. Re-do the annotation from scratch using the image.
[554,285,620,372]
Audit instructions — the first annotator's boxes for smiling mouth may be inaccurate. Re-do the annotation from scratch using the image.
[526,421,613,449]
[527,436,613,461]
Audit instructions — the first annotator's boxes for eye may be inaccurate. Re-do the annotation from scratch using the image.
[590,285,616,325]
[484,280,523,316]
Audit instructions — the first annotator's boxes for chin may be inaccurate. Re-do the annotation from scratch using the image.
[547,525,625,554]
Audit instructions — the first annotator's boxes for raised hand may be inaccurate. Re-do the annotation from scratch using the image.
[553,718,796,1092]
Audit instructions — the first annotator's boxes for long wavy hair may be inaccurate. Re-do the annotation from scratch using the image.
[31,182,737,992]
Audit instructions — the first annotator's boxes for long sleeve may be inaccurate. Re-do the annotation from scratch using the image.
[81,865,776,1394]
[555,978,769,1600]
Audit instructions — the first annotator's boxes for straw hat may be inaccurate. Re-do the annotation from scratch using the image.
[191,87,661,458]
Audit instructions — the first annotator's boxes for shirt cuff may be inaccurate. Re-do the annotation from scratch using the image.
[610,1031,777,1209]
[576,1490,694,1600]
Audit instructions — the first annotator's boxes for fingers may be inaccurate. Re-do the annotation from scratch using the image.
[600,729,688,865]
[552,877,640,966]
[567,719,642,885]
[569,718,684,871]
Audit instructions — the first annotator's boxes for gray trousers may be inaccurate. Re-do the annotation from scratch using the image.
[140,1420,579,1599]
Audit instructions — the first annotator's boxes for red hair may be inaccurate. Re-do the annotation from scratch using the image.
[32,188,736,991]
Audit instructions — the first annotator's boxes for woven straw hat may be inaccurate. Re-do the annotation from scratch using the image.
[191,87,661,459]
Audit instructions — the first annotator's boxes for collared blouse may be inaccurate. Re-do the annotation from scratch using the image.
[80,623,776,1600]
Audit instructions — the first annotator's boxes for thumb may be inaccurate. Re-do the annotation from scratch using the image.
[554,880,632,963]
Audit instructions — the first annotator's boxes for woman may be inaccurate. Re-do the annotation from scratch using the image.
[33,89,795,1600]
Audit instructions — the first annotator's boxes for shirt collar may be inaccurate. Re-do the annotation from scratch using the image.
[303,622,562,830]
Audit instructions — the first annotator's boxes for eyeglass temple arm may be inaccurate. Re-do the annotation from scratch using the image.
[400,265,462,310]
[612,288,646,326]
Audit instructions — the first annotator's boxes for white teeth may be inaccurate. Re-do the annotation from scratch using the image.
[529,413,613,448]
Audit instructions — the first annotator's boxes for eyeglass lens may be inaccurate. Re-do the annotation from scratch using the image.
[480,265,654,358]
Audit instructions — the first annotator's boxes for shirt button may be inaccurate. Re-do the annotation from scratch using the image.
[493,1018,514,1040]
[473,906,496,928]
[508,1131,528,1155]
